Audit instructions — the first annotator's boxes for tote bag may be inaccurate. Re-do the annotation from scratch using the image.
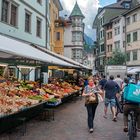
[123,84,140,103]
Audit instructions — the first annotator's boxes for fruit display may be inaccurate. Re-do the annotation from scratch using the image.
[0,79,81,116]
[43,81,78,98]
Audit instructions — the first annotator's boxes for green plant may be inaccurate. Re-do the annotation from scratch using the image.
[107,49,126,65]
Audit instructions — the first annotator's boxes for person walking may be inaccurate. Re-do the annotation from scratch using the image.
[114,74,123,90]
[82,76,103,133]
[114,75,123,114]
[99,75,107,90]
[103,75,120,121]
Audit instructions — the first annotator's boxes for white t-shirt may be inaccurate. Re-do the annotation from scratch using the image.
[114,78,123,88]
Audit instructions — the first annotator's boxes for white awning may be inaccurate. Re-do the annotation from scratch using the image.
[127,67,140,74]
[0,34,77,67]
[36,46,92,70]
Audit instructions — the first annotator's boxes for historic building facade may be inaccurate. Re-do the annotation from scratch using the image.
[64,2,85,64]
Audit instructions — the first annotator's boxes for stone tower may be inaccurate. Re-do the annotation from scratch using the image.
[69,2,85,63]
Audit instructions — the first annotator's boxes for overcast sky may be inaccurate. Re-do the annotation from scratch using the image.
[60,0,116,41]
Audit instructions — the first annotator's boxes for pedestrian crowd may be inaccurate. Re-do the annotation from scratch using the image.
[81,74,140,134]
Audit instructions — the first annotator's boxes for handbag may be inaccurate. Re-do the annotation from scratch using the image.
[123,84,140,103]
[97,94,104,103]
[85,86,97,104]
[88,94,97,103]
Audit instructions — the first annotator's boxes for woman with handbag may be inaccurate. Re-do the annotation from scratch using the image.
[82,76,103,133]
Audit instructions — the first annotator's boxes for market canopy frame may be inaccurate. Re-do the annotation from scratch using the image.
[35,46,92,70]
[0,34,78,68]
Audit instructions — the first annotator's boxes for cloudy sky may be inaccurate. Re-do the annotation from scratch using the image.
[60,0,116,41]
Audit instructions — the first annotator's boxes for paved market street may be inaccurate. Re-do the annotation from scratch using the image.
[0,97,140,140]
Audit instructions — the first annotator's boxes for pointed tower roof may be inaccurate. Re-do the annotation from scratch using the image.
[70,2,85,18]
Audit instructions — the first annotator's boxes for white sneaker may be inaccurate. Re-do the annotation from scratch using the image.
[89,128,93,133]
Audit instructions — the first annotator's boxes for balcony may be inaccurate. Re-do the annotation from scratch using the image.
[72,26,83,32]
[72,42,83,46]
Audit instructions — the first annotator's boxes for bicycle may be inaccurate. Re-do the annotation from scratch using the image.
[128,110,137,140]
[115,96,123,117]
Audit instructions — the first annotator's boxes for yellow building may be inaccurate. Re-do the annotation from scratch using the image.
[54,17,70,55]
[54,19,64,55]
[49,0,63,52]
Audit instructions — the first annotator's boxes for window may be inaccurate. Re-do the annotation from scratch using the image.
[10,4,17,26]
[126,17,130,25]
[100,30,104,39]
[72,49,82,59]
[123,41,126,48]
[133,32,137,42]
[127,34,131,43]
[36,18,42,37]
[114,27,120,35]
[123,26,125,33]
[132,14,137,22]
[56,32,60,40]
[1,0,9,23]
[126,52,130,61]
[25,11,31,33]
[110,45,112,52]
[72,32,82,42]
[114,41,120,49]
[107,45,112,52]
[100,59,103,65]
[100,44,105,52]
[107,45,109,52]
[100,17,104,26]
[37,0,42,4]
[107,32,112,40]
[133,51,137,60]
[1,0,18,27]
[74,18,82,27]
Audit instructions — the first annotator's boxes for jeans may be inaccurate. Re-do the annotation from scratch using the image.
[86,103,98,129]
[104,98,116,107]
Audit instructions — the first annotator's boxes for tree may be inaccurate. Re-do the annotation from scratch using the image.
[107,49,126,65]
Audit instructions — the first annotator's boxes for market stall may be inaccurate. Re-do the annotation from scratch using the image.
[0,34,85,133]
[0,78,81,133]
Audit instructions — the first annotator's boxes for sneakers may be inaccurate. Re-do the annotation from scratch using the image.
[123,127,128,132]
[112,117,117,122]
[89,128,93,133]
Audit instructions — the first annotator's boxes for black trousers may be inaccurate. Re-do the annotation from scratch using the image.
[86,103,98,129]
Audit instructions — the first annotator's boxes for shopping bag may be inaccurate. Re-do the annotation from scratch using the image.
[123,84,140,103]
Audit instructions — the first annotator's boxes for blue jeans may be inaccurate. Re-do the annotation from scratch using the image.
[86,103,98,129]
[105,98,116,107]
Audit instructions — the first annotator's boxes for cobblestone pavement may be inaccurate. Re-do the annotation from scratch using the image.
[0,97,140,140]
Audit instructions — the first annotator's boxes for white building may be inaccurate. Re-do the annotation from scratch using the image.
[123,5,140,67]
[64,2,85,64]
[0,0,47,81]
[0,0,47,47]
[112,16,125,52]
[46,0,51,50]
